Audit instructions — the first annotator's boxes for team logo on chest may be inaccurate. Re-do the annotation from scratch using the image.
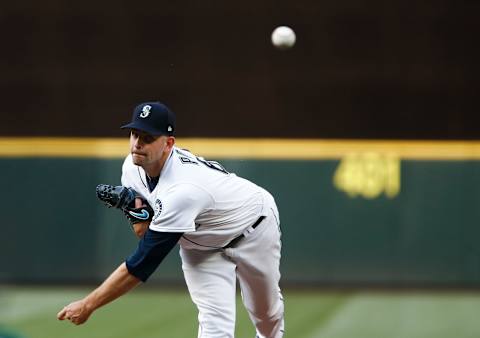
[152,199,163,222]
[139,105,151,118]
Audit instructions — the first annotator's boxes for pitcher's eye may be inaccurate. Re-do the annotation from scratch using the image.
[143,135,156,144]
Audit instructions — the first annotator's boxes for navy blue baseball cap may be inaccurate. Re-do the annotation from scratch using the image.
[121,101,176,136]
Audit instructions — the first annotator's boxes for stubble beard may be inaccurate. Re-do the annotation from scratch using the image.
[132,153,146,167]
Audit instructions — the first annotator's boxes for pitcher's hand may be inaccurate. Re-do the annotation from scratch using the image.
[57,299,93,325]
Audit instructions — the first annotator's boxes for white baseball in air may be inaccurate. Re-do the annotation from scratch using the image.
[271,26,296,50]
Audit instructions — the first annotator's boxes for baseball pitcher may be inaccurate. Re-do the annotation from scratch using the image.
[57,102,285,338]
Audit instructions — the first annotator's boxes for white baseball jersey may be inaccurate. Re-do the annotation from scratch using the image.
[121,146,272,250]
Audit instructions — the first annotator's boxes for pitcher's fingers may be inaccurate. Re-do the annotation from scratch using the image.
[57,307,67,320]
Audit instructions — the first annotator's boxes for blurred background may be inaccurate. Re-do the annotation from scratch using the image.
[1,1,480,337]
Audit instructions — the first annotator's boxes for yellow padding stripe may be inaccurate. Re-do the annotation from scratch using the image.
[1,137,480,160]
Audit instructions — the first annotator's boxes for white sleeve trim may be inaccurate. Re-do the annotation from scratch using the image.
[149,225,195,233]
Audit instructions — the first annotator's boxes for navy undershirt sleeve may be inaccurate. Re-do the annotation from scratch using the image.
[125,229,183,282]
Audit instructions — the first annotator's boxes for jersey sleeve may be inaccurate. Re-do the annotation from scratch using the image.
[150,183,213,233]
[125,229,183,282]
[120,154,133,187]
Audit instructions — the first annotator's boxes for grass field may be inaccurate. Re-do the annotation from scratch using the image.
[2,287,480,338]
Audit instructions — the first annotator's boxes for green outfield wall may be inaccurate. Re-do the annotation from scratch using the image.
[1,139,479,287]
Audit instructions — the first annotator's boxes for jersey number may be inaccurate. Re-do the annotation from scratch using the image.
[196,156,229,174]
[178,150,229,175]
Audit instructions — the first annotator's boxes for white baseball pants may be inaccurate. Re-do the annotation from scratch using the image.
[180,205,284,338]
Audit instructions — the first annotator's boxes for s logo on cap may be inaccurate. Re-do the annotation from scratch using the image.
[139,105,151,118]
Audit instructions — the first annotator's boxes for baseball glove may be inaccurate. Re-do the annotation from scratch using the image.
[96,184,154,224]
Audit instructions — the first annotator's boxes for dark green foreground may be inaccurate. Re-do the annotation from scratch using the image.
[2,287,479,338]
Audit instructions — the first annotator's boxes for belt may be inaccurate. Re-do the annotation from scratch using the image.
[223,216,266,249]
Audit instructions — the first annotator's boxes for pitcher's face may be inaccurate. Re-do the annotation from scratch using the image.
[129,130,171,167]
